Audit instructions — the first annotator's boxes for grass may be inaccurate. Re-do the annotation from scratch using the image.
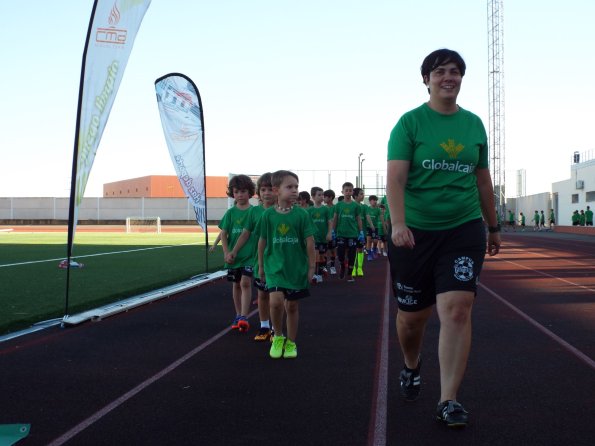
[0,231,224,335]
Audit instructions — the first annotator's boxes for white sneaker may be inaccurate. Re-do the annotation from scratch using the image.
[329,266,337,275]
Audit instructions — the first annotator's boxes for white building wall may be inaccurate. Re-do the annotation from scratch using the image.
[552,159,595,225]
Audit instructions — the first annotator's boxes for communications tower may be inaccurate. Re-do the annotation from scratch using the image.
[487,0,506,212]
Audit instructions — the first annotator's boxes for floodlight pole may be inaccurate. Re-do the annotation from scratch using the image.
[357,153,364,187]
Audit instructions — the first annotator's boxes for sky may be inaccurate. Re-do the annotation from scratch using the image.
[1,0,594,198]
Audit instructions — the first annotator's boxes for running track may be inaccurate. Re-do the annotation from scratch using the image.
[0,232,593,445]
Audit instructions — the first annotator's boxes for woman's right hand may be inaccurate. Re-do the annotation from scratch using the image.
[391,222,415,249]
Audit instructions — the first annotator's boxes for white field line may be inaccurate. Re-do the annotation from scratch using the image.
[0,242,201,268]
[480,283,595,371]
[503,246,595,268]
[494,256,595,294]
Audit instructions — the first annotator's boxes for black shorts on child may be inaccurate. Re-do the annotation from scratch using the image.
[267,287,310,301]
[388,218,486,312]
[226,266,254,283]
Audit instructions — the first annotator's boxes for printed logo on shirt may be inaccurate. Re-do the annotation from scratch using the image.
[273,223,299,244]
[440,139,464,158]
[453,256,474,281]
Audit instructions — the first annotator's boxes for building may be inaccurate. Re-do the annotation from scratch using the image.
[103,175,229,198]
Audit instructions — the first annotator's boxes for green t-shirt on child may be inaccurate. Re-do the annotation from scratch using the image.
[218,205,253,268]
[258,207,316,290]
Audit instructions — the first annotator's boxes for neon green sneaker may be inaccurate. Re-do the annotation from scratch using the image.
[283,339,298,359]
[269,335,285,359]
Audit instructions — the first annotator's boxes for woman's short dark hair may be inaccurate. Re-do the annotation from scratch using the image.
[227,174,255,198]
[420,48,466,80]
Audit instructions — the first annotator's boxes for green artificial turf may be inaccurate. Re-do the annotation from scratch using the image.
[0,232,225,335]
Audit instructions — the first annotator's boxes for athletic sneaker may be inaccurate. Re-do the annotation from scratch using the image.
[436,400,469,428]
[231,315,241,330]
[269,335,286,359]
[283,339,298,359]
[254,327,271,342]
[321,267,328,277]
[356,268,364,276]
[329,266,337,275]
[347,277,355,283]
[237,317,250,333]
[399,359,421,401]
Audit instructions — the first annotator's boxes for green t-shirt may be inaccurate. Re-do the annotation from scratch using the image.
[579,213,586,225]
[359,203,369,230]
[258,207,316,290]
[367,206,381,231]
[218,205,253,268]
[571,213,579,224]
[586,209,593,223]
[241,204,267,271]
[306,205,331,244]
[334,200,361,238]
[387,103,488,230]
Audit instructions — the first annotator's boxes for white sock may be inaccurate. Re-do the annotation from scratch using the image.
[260,320,270,329]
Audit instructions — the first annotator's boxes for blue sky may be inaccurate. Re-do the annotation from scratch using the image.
[1,0,593,198]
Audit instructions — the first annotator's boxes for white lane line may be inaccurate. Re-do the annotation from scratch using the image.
[479,283,595,371]
[0,243,200,268]
[47,308,258,446]
[368,268,391,446]
[495,258,595,294]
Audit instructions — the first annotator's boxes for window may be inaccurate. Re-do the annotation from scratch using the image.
[571,194,579,203]
[586,191,595,202]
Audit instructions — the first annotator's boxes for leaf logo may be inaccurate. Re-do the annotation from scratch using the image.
[440,139,464,159]
[278,224,290,235]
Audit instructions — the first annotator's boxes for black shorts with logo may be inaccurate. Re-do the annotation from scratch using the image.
[388,218,486,312]
[226,266,254,283]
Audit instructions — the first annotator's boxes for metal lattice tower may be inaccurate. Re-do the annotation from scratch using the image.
[487,0,506,211]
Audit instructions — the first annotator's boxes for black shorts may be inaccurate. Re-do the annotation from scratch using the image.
[253,277,268,291]
[337,237,357,249]
[267,287,310,301]
[366,228,378,239]
[227,266,253,283]
[388,219,486,312]
[327,240,337,250]
[315,242,328,254]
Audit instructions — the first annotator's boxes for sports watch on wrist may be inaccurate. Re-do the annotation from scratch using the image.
[488,224,501,233]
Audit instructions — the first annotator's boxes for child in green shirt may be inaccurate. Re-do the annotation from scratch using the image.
[333,182,364,281]
[258,170,316,359]
[227,173,275,341]
[218,175,255,332]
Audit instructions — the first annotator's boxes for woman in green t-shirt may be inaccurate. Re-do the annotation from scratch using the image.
[386,49,501,428]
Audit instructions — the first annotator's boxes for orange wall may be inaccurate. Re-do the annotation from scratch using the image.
[103,175,228,198]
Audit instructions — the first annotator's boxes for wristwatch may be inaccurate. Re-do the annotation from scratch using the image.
[488,224,501,233]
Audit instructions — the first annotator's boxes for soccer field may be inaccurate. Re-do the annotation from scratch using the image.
[0,231,224,335]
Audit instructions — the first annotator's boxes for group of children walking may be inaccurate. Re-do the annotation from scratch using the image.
[215,172,389,360]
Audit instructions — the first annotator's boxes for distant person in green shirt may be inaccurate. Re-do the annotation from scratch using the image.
[548,209,555,229]
[307,186,333,283]
[533,211,540,231]
[579,210,586,226]
[507,210,516,232]
[540,210,546,230]
[323,189,338,274]
[386,49,500,428]
[258,170,316,360]
[586,206,593,226]
[519,212,526,231]
[333,182,364,282]
[572,210,580,226]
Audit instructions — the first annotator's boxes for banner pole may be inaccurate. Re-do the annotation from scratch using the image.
[64,0,99,320]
